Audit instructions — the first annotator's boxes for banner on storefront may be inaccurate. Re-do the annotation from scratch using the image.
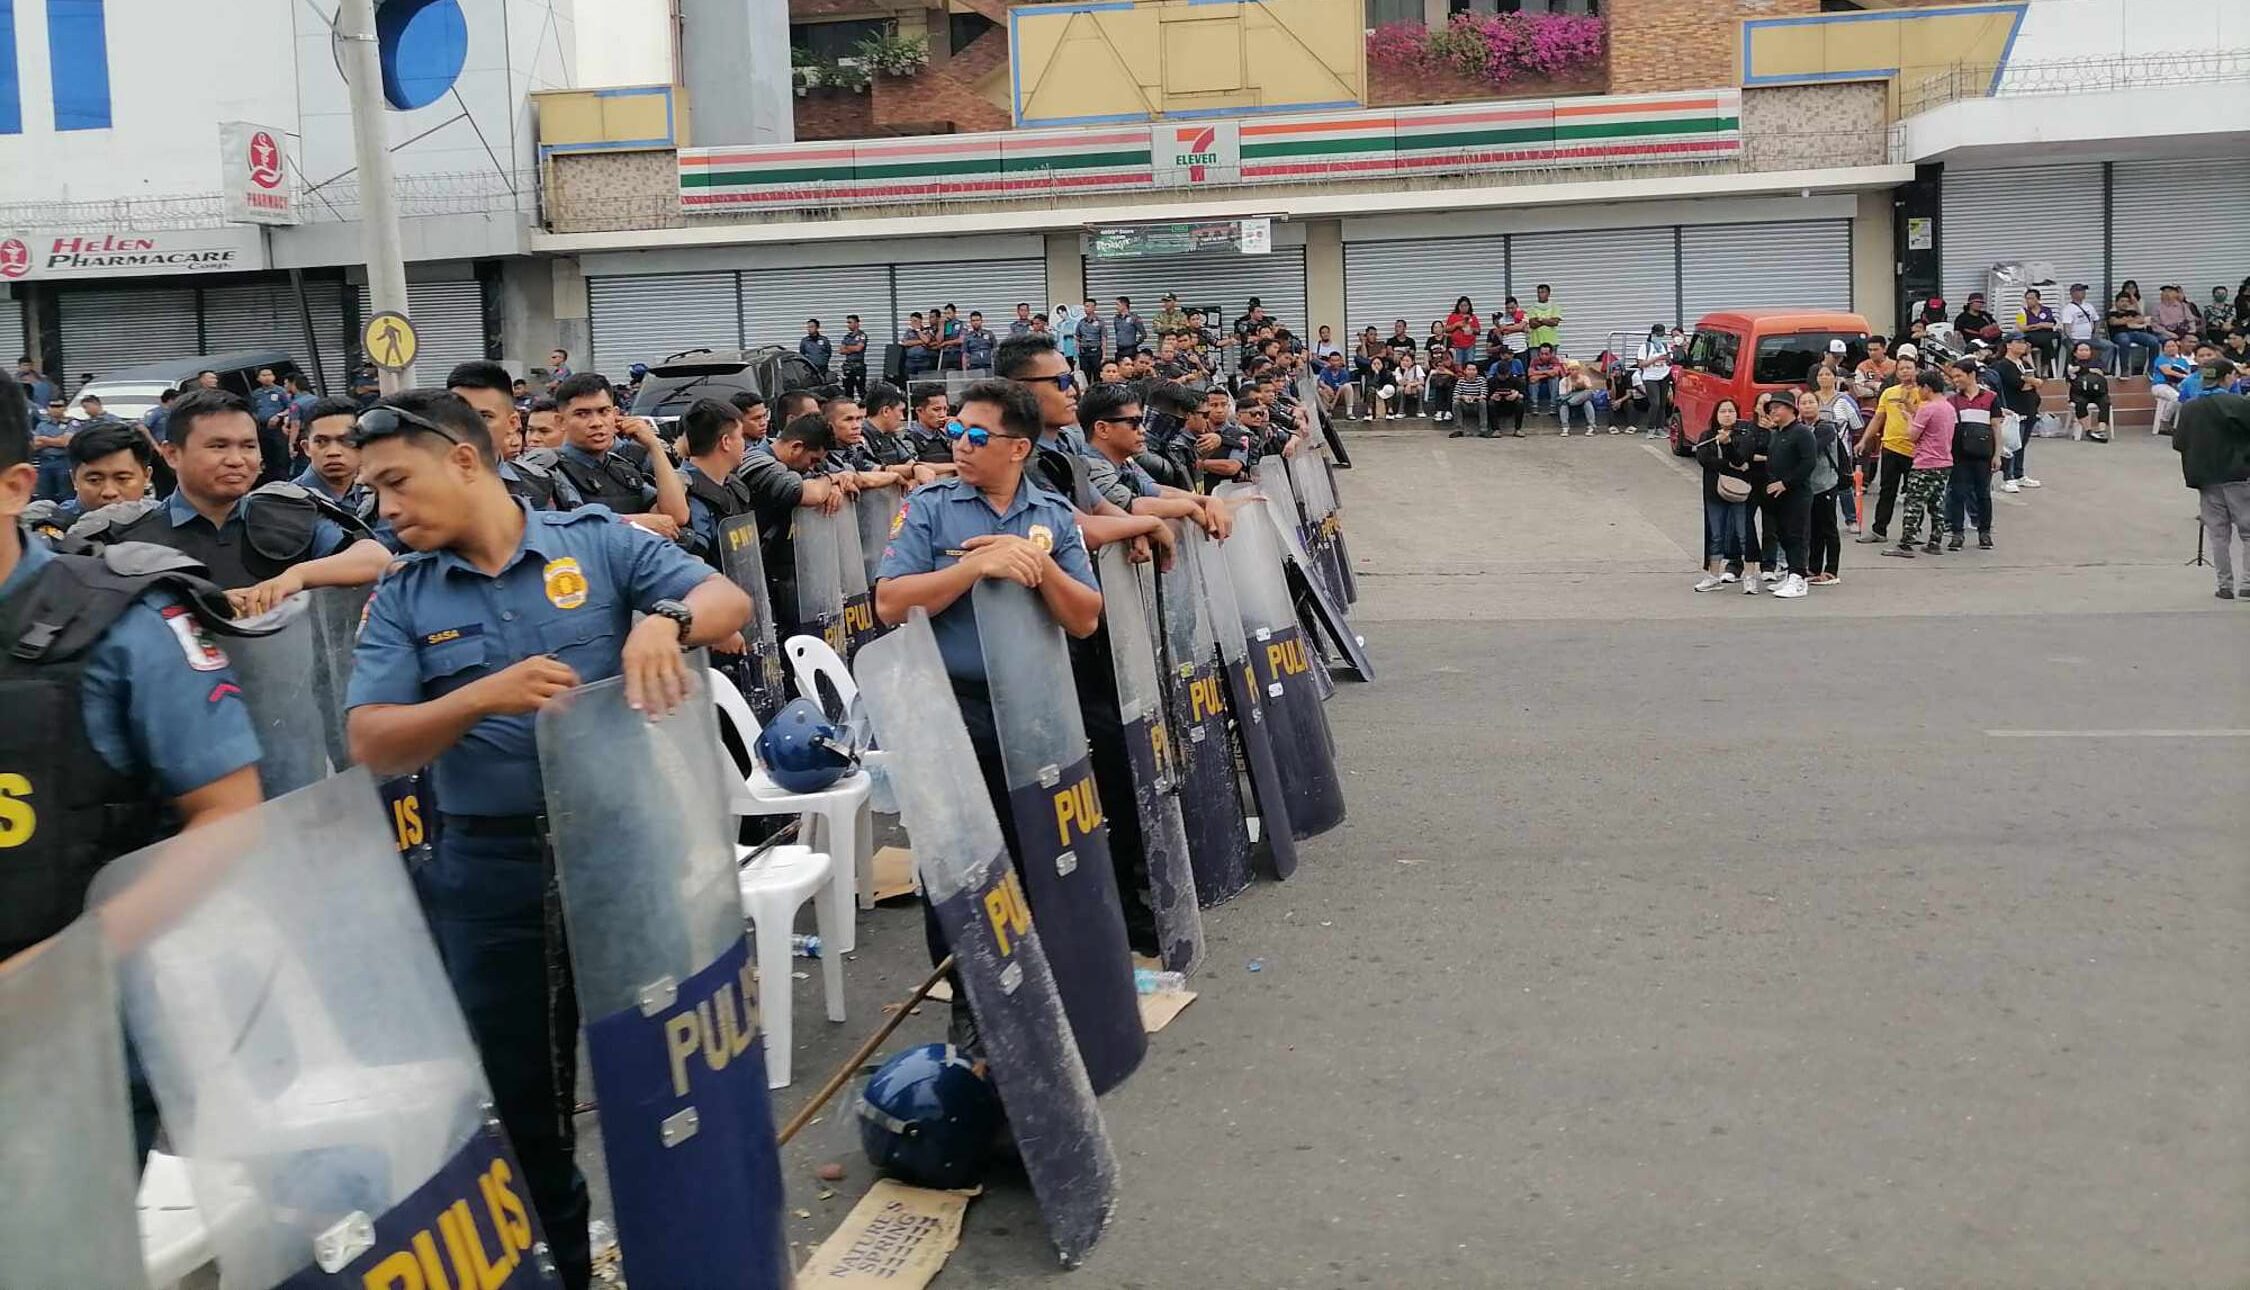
[1088,219,1272,260]
[220,121,299,227]
[0,226,268,281]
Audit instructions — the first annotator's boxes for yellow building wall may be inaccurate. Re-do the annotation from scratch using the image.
[1010,0,1363,127]
[1741,3,2026,116]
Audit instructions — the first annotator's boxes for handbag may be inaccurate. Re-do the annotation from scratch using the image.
[1716,474,1753,502]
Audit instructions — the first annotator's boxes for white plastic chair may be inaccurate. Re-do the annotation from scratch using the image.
[707,669,855,1088]
[784,633,884,912]
[708,665,870,952]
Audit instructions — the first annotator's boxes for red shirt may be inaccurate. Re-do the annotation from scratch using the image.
[1446,312,1480,348]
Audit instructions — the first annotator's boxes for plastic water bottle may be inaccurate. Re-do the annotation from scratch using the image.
[1133,968,1186,995]
[791,934,822,959]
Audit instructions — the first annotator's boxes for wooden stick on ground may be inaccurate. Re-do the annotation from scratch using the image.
[778,953,957,1146]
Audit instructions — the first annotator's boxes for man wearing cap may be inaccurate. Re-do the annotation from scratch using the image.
[1152,294,1188,338]
[2060,284,2113,373]
[1854,347,1921,545]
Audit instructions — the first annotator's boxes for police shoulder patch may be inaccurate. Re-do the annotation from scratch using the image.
[160,604,228,672]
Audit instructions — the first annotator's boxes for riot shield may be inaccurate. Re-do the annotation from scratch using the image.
[1187,525,1300,880]
[1094,545,1205,974]
[1212,498,1347,838]
[1154,521,1253,907]
[536,664,788,1289]
[716,511,790,719]
[834,500,881,663]
[853,613,1118,1266]
[1236,471,1374,683]
[305,584,372,770]
[1297,369,1354,466]
[791,506,846,662]
[972,580,1146,1094]
[226,592,334,796]
[89,769,559,1289]
[1314,451,1359,604]
[1288,450,1352,611]
[0,919,148,1289]
[854,483,903,586]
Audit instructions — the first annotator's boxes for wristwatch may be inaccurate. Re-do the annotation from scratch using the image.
[648,599,694,640]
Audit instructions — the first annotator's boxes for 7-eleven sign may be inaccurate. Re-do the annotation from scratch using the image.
[1158,121,1239,188]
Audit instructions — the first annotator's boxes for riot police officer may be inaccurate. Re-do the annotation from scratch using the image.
[729,389,775,457]
[679,397,758,563]
[22,420,153,542]
[862,383,928,479]
[906,385,958,471]
[343,389,753,1289]
[741,414,845,641]
[548,372,690,537]
[292,396,376,520]
[447,361,581,512]
[81,387,392,615]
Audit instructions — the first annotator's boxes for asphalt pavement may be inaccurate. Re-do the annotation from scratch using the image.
[643,419,2250,1287]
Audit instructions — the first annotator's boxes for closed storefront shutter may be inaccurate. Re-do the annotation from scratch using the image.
[588,272,741,373]
[2111,160,2250,306]
[58,285,200,383]
[1510,227,1676,360]
[0,291,24,372]
[201,278,352,394]
[1941,163,2104,308]
[1085,248,1308,342]
[739,264,894,352]
[1343,237,1507,344]
[405,281,487,378]
[891,260,1047,341]
[1679,220,1851,323]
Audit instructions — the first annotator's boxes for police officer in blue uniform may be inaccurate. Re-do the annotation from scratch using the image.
[874,378,1104,1031]
[292,396,376,520]
[83,388,393,616]
[548,372,690,536]
[21,420,154,543]
[839,315,870,400]
[343,390,752,1289]
[446,361,581,512]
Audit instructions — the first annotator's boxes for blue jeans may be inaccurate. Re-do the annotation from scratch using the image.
[34,455,70,502]
[2111,330,2161,374]
[2004,420,2029,481]
[1704,496,1751,561]
[1451,346,1476,368]
[1946,459,1993,534]
[418,822,592,1288]
[1528,376,1557,412]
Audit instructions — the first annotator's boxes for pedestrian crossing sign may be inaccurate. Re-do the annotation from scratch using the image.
[362,310,419,371]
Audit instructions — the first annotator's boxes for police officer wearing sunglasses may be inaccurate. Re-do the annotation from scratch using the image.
[341,390,753,1288]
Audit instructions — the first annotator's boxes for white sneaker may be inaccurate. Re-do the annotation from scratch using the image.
[1762,570,1784,584]
[1694,573,1725,592]
[1719,570,1739,584]
[1773,574,1808,599]
[2020,477,2041,488]
[1743,576,1760,595]
[2002,479,2021,493]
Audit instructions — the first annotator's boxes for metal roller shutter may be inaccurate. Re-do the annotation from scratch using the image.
[891,260,1047,339]
[405,281,486,379]
[1509,227,1676,361]
[1344,237,1507,344]
[0,292,23,372]
[201,279,352,394]
[59,285,200,383]
[739,264,893,353]
[1085,248,1307,341]
[1941,163,2103,309]
[2111,160,2250,306]
[588,272,740,373]
[1680,220,1851,323]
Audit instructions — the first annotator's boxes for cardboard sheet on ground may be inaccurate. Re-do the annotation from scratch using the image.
[797,1180,970,1287]
[871,845,920,903]
[1138,989,1197,1033]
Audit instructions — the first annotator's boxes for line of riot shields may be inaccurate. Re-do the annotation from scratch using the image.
[0,438,1374,1283]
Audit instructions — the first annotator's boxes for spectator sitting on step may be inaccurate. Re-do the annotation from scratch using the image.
[2014,289,2062,374]
[2150,284,2197,345]
[1954,293,2002,350]
[1316,351,1360,420]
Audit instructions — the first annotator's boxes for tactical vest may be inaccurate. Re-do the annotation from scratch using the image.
[552,448,650,513]
[504,454,570,512]
[1035,442,1103,513]
[0,543,244,959]
[683,467,756,571]
[101,484,368,590]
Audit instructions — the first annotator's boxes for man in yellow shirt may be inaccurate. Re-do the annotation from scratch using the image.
[1854,347,1921,544]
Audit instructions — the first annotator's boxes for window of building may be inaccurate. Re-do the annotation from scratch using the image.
[790,18,892,62]
[1367,0,1420,24]
[948,11,994,54]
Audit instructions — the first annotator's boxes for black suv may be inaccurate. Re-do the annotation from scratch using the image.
[627,347,832,435]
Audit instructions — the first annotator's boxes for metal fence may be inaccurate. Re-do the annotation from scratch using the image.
[1899,50,2250,118]
[0,169,537,234]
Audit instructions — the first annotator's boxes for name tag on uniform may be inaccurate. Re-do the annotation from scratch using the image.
[423,624,485,647]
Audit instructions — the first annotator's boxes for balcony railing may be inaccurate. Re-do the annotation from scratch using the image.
[1899,50,2250,119]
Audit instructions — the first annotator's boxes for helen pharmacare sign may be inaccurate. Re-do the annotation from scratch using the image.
[0,227,267,281]
[220,121,298,226]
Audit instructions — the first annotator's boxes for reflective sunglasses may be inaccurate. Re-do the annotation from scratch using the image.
[351,404,468,448]
[1027,371,1075,392]
[944,419,995,448]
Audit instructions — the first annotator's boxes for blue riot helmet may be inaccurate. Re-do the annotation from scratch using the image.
[628,361,650,380]
[857,1043,1004,1190]
[753,697,860,793]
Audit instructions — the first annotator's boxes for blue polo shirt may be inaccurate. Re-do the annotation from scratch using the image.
[345,503,714,817]
[874,475,1095,680]
[1,540,261,795]
[250,385,291,426]
[293,465,371,517]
